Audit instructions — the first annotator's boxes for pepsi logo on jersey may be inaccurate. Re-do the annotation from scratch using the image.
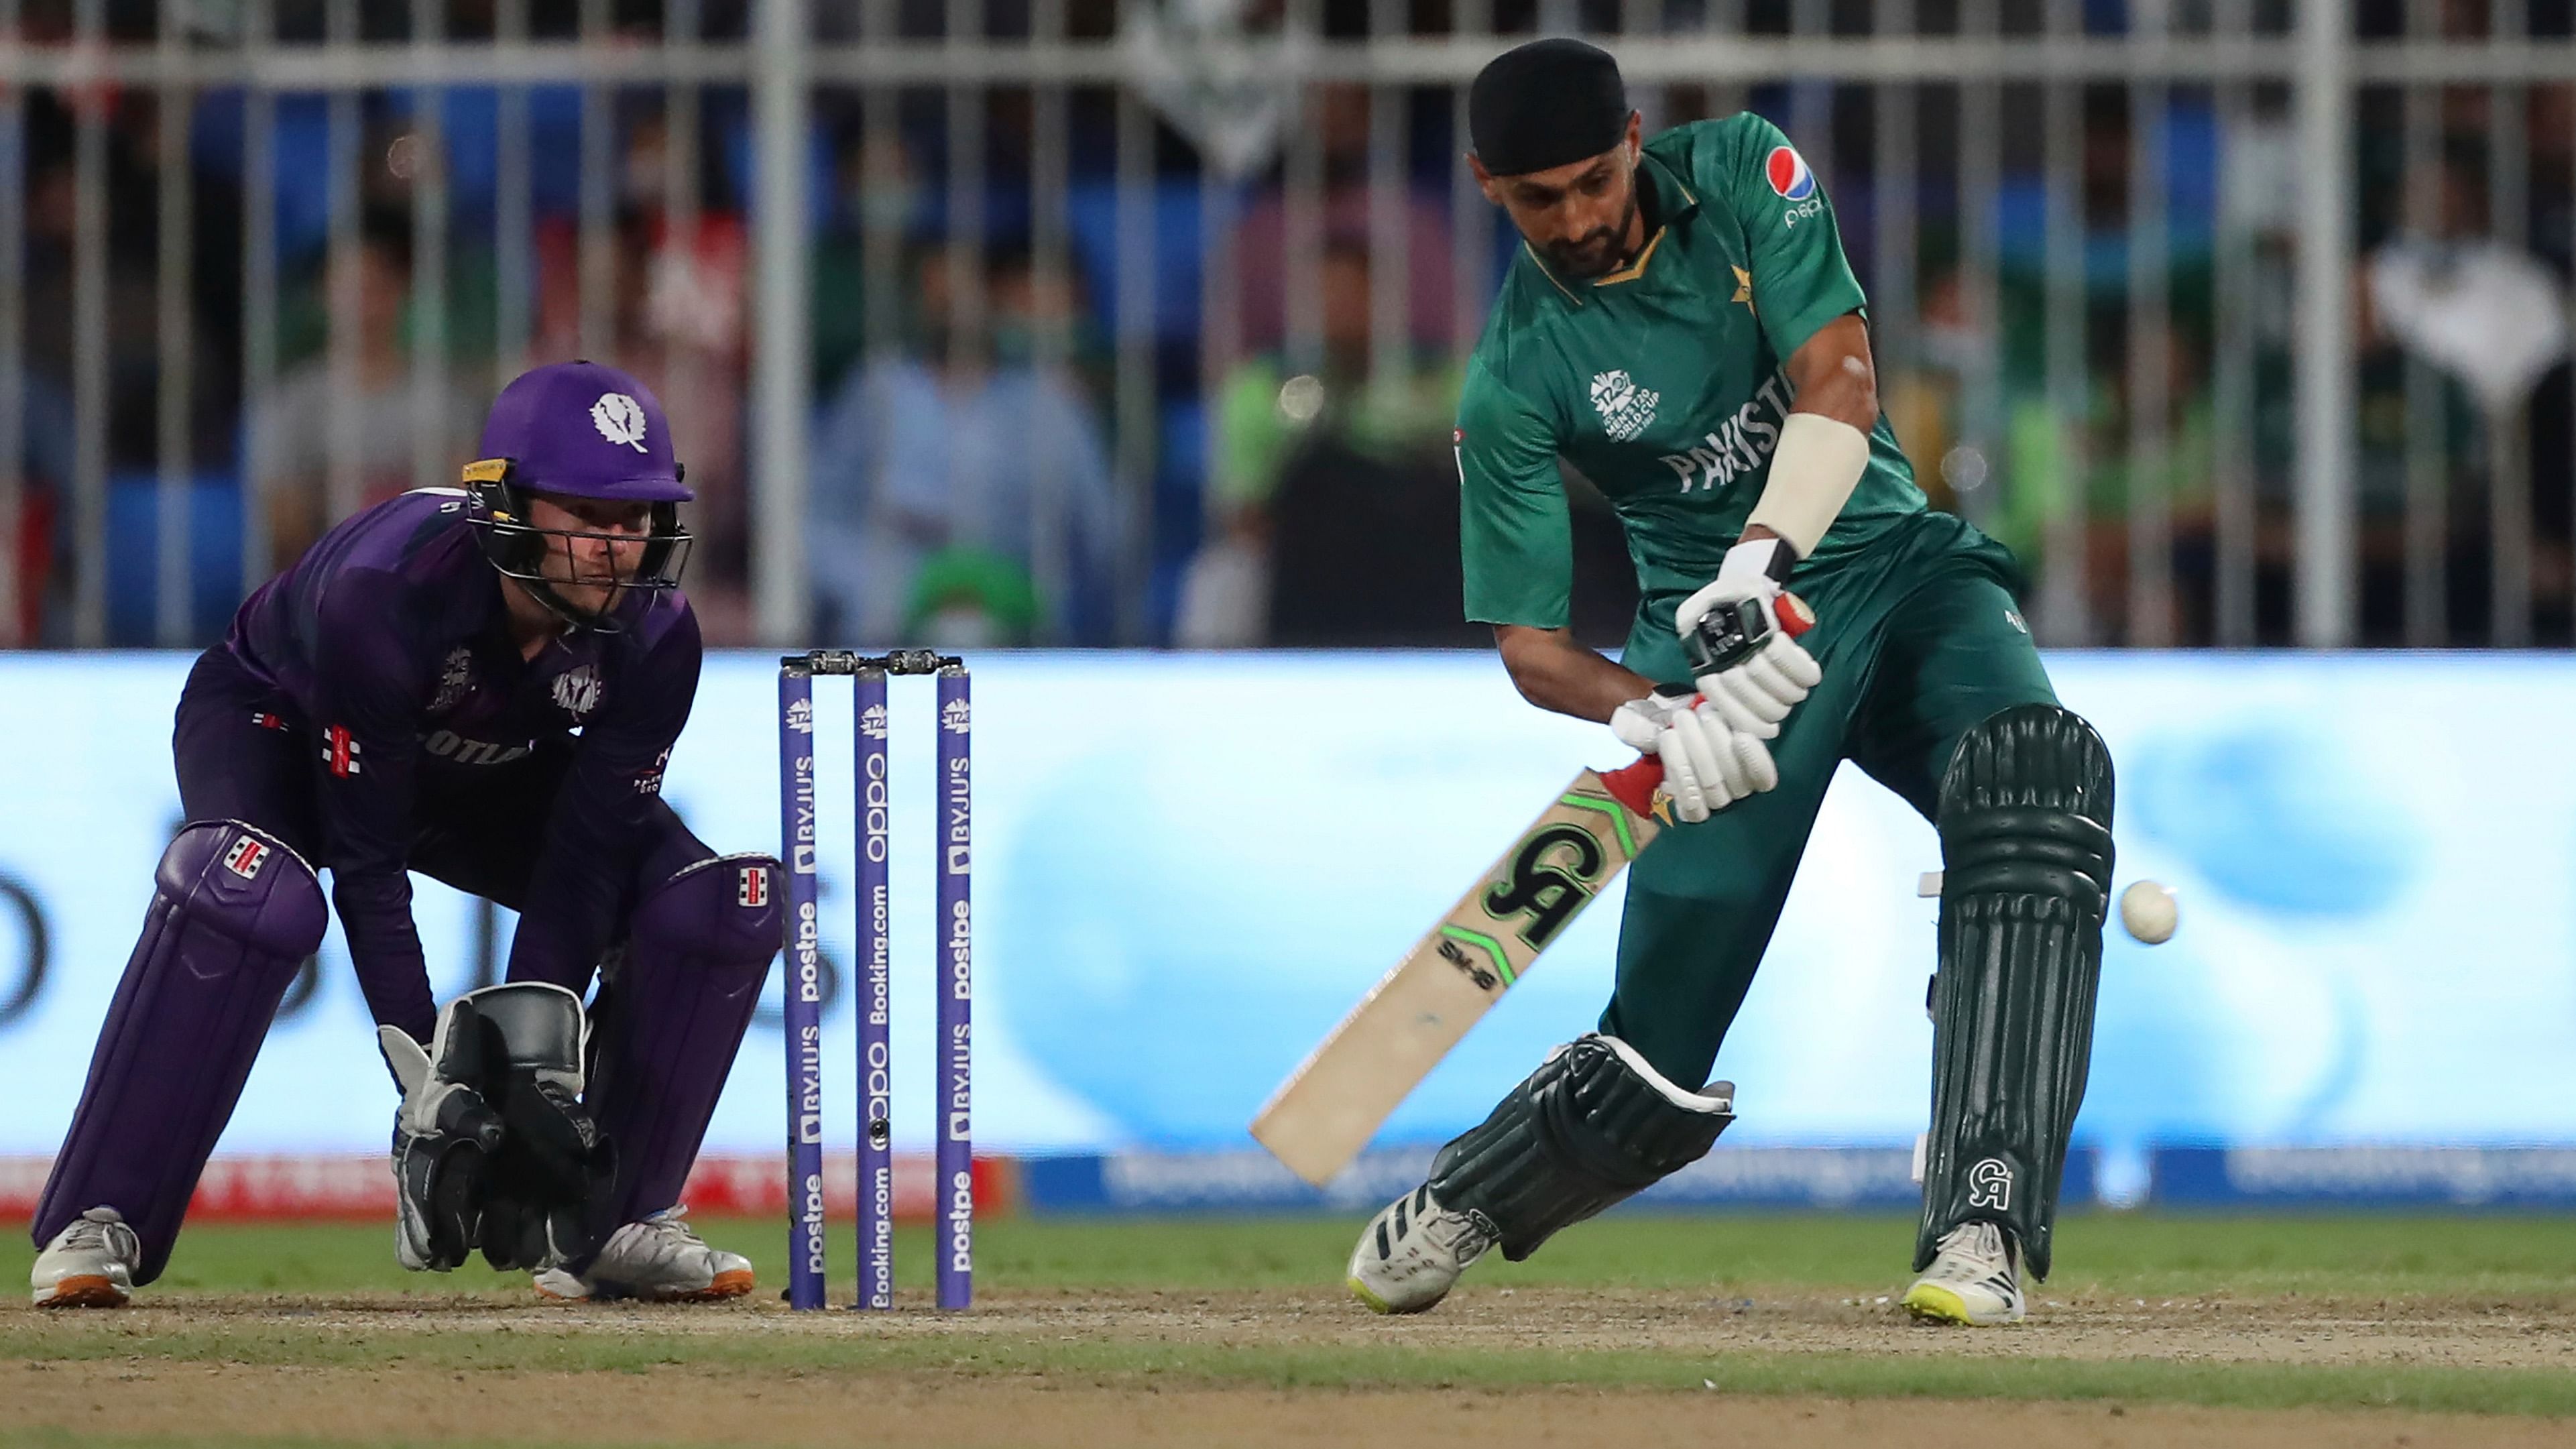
[1766,144,1826,228]
[1765,145,1815,200]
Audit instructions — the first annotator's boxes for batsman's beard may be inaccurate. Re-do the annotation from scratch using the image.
[1538,188,1642,280]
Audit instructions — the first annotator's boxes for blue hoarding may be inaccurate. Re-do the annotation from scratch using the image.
[2,650,2573,1197]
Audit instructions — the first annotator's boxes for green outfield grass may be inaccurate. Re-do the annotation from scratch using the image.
[5,1212,2576,1435]
[6,1210,2572,1301]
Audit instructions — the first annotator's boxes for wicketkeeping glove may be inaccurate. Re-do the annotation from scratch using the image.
[379,999,508,1273]
[1611,685,1779,823]
[461,982,617,1273]
[1674,538,1821,736]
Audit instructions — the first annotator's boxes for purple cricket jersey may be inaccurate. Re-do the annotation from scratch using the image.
[215,487,703,1024]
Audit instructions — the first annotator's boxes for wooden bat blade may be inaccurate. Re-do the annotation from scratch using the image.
[1250,763,1663,1185]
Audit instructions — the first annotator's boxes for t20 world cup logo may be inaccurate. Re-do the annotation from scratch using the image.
[1588,369,1659,443]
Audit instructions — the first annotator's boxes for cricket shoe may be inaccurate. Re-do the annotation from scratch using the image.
[534,1208,754,1303]
[1347,1184,1496,1314]
[1901,1219,2026,1325]
[31,1207,142,1308]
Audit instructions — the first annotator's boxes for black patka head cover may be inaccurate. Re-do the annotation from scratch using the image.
[1469,38,1629,177]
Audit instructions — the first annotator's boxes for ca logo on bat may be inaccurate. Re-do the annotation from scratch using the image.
[1482,823,1608,949]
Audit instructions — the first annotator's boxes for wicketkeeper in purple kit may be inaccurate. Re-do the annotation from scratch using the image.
[29,360,785,1308]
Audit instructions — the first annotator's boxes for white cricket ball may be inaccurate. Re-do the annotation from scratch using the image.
[2119,880,2177,945]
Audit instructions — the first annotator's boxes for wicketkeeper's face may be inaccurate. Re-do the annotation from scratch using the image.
[524,491,655,615]
[1474,112,1646,282]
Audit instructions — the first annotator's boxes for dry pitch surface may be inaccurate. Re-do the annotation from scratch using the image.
[4,1214,2575,1448]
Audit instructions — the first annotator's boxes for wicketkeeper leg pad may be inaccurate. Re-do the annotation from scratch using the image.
[583,854,784,1240]
[1427,1033,1735,1261]
[1917,704,2115,1281]
[34,821,325,1285]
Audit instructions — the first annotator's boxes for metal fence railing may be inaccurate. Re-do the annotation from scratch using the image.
[0,2,2567,650]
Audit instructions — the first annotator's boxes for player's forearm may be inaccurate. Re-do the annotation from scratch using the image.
[1494,624,1655,724]
[510,797,622,984]
[329,870,438,1039]
[1783,312,1879,432]
[510,744,672,989]
[1741,313,1877,560]
[506,877,622,992]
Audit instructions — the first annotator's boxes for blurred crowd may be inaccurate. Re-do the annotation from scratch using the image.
[2,1,2572,648]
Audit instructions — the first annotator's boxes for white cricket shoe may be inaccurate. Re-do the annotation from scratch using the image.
[1901,1219,2026,1325]
[1346,1183,1496,1314]
[534,1207,754,1303]
[31,1207,141,1308]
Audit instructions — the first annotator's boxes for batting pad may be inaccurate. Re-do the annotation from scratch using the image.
[1429,1033,1734,1261]
[1918,705,2115,1281]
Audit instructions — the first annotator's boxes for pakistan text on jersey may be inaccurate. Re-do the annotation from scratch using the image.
[1656,369,1794,494]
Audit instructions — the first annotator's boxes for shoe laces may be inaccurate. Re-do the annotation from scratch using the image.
[1444,1212,1497,1265]
[1415,1190,1496,1264]
[614,1206,710,1265]
[1932,1220,2013,1281]
[62,1208,139,1263]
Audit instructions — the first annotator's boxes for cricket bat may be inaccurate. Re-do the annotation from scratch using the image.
[1249,756,1670,1185]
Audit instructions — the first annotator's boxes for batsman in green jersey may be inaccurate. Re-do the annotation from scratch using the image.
[1347,39,2116,1326]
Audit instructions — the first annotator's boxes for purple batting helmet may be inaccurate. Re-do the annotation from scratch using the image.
[473,359,693,502]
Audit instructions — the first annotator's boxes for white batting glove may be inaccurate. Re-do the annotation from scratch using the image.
[1611,687,1779,823]
[1674,538,1822,737]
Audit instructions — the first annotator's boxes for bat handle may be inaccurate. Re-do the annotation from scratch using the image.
[1600,756,1664,818]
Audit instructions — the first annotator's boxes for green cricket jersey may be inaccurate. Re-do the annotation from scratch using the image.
[1457,113,1929,633]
